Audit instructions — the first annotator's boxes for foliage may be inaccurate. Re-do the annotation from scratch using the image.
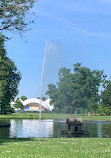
[0,0,35,34]
[37,97,47,101]
[21,95,27,101]
[2,106,15,114]
[72,63,106,112]
[100,81,111,115]
[14,98,24,109]
[41,97,47,101]
[0,35,21,114]
[46,63,106,113]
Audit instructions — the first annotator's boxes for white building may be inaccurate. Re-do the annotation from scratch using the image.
[11,98,53,112]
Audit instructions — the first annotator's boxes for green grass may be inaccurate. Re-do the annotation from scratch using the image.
[0,113,40,119]
[0,138,111,158]
[0,113,111,121]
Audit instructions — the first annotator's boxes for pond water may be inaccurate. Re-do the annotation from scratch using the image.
[0,119,111,138]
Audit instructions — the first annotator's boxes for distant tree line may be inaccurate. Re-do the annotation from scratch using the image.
[46,63,111,115]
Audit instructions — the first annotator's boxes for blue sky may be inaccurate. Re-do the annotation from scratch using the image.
[5,0,111,98]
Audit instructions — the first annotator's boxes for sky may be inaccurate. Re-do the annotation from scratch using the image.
[4,0,111,98]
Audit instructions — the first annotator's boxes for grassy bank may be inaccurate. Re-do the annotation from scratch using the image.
[0,138,110,158]
[0,113,111,121]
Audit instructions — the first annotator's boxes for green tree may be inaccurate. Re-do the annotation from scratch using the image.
[0,0,35,33]
[100,81,111,115]
[46,84,59,106]
[57,67,74,113]
[46,63,106,114]
[41,97,47,101]
[46,67,75,113]
[14,98,24,109]
[21,96,27,101]
[72,63,106,113]
[0,35,21,114]
[37,97,47,101]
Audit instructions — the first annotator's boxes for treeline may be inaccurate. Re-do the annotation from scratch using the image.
[46,63,111,115]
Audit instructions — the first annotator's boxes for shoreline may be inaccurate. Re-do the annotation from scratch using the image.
[0,113,111,121]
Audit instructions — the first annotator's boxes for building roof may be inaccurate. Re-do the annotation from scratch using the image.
[21,98,53,111]
[11,98,53,111]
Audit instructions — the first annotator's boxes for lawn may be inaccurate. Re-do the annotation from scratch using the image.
[0,113,111,121]
[0,138,111,158]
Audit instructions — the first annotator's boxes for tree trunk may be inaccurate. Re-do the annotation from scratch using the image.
[88,111,91,116]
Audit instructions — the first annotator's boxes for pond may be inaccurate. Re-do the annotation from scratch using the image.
[0,119,111,138]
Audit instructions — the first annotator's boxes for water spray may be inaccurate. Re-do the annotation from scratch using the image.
[39,43,47,119]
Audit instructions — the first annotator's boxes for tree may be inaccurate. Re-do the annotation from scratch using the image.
[0,35,21,113]
[46,63,107,114]
[37,97,47,101]
[21,96,27,101]
[14,98,24,109]
[46,84,59,106]
[0,0,35,33]
[57,67,74,113]
[100,81,111,115]
[72,63,106,113]
[46,67,75,113]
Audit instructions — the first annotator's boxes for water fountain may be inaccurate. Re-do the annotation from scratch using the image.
[39,43,47,119]
[39,42,60,119]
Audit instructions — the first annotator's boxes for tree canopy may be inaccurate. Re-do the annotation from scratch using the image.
[46,63,107,114]
[100,81,111,115]
[14,98,24,109]
[21,95,27,101]
[0,0,35,34]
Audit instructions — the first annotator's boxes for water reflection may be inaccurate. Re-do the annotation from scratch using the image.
[0,119,111,138]
[97,122,103,138]
[82,121,111,138]
[0,119,10,138]
[10,119,53,138]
